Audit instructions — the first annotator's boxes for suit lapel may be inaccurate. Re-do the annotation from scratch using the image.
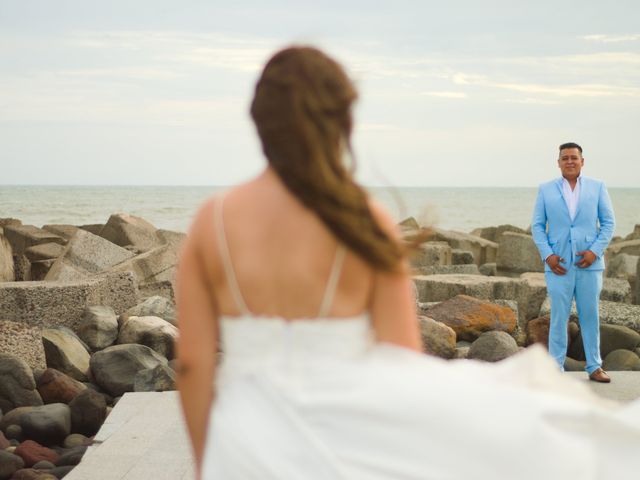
[555,178,571,220]
[573,177,585,221]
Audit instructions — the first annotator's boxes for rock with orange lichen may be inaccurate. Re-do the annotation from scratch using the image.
[422,294,516,342]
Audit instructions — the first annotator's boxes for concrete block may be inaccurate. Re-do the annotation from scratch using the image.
[429,228,498,266]
[479,262,497,276]
[25,242,65,262]
[0,320,46,370]
[398,217,420,229]
[2,225,65,255]
[470,224,527,243]
[452,249,474,265]
[601,277,632,303]
[108,244,179,296]
[607,239,640,258]
[410,242,451,268]
[0,272,139,330]
[45,229,135,281]
[623,224,640,241]
[413,274,520,304]
[637,256,640,305]
[42,224,80,241]
[497,232,544,274]
[99,214,161,253]
[0,234,13,282]
[13,254,31,281]
[417,264,480,275]
[80,224,104,235]
[539,298,640,334]
[30,259,55,281]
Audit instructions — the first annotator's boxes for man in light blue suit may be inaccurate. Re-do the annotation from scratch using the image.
[531,142,615,383]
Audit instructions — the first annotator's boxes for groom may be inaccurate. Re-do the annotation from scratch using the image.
[531,142,615,383]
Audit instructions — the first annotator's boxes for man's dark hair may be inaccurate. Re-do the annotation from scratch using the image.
[559,142,582,154]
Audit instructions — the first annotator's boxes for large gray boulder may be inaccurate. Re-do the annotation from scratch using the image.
[120,296,177,326]
[496,232,544,274]
[410,242,452,268]
[99,213,161,253]
[76,306,118,352]
[0,354,43,412]
[468,331,519,362]
[418,316,456,359]
[117,316,178,359]
[90,344,168,397]
[600,325,640,358]
[68,389,107,437]
[429,228,498,266]
[603,350,640,371]
[36,368,86,405]
[20,403,71,446]
[45,229,135,281]
[0,450,24,480]
[41,329,91,382]
[133,364,176,392]
[571,324,640,361]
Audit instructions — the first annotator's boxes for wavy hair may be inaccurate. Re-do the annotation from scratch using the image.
[250,46,405,272]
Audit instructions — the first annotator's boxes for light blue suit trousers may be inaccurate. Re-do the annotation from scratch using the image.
[531,176,615,373]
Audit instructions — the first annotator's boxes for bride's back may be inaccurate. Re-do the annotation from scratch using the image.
[205,171,374,320]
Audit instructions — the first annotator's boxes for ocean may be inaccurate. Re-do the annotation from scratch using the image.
[1,185,638,238]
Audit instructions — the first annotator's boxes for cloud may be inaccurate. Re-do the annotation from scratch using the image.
[581,34,640,43]
[421,91,467,99]
[452,73,640,98]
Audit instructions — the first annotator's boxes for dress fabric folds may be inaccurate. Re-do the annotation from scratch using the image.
[201,315,640,480]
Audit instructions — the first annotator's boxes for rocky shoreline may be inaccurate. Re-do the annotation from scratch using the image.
[1,213,640,479]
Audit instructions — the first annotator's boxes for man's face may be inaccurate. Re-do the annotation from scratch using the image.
[558,148,584,180]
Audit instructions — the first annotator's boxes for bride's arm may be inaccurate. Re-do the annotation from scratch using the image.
[176,202,219,478]
[368,201,422,352]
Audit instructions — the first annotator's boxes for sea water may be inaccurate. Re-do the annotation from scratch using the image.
[1,185,638,238]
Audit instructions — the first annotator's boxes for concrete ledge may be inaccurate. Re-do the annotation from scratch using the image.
[65,392,195,480]
[566,371,640,403]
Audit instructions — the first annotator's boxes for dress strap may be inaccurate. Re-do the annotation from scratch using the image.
[214,195,251,316]
[317,245,346,318]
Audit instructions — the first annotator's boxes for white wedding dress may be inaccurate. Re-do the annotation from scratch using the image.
[201,200,640,480]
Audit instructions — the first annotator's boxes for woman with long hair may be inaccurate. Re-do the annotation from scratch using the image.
[176,46,640,480]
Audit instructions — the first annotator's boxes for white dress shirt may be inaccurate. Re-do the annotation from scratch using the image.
[562,175,581,221]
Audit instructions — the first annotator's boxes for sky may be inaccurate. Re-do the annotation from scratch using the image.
[1,0,639,187]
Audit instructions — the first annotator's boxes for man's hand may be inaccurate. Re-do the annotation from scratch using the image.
[576,250,597,268]
[546,254,567,275]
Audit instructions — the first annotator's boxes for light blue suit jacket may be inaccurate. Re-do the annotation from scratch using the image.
[531,176,615,272]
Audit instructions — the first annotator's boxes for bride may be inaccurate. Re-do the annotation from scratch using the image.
[176,46,640,479]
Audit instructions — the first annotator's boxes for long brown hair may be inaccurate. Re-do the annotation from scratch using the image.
[250,46,404,272]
